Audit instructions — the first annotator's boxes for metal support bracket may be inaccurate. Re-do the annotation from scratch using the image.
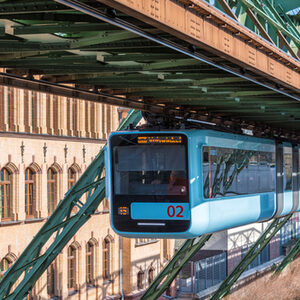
[140,234,212,300]
[211,214,292,300]
[0,109,142,299]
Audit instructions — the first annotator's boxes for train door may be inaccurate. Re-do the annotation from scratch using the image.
[294,145,300,211]
[282,144,299,215]
[275,143,299,216]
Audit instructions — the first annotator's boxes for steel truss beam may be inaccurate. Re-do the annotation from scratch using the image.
[0,110,142,299]
[54,0,300,101]
[275,237,300,273]
[140,234,212,300]
[211,214,292,300]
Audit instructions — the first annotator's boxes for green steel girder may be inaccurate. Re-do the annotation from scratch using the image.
[70,78,249,88]
[219,0,300,56]
[0,40,70,51]
[239,0,300,47]
[20,65,213,75]
[273,1,300,12]
[141,234,212,300]
[98,52,188,62]
[0,55,98,65]
[0,1,69,14]
[69,30,137,48]
[0,109,142,300]
[7,12,97,22]
[211,214,292,300]
[124,88,271,97]
[72,73,231,83]
[275,237,300,273]
[12,22,118,35]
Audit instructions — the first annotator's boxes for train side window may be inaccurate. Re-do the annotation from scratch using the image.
[283,147,292,191]
[203,146,275,198]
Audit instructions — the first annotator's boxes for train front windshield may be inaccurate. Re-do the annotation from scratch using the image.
[110,134,190,233]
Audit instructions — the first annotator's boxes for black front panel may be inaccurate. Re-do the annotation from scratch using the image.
[110,133,190,233]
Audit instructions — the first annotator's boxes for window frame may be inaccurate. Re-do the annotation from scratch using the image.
[0,168,12,220]
[86,242,95,286]
[25,168,35,219]
[137,271,144,290]
[67,246,76,291]
[47,168,57,215]
[148,268,154,286]
[103,238,111,281]
[47,260,56,297]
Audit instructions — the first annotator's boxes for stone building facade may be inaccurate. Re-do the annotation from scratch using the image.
[0,86,174,299]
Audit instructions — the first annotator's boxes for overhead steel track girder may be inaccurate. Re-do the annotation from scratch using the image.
[211,214,292,300]
[53,0,300,102]
[141,234,212,300]
[0,109,142,299]
[215,0,299,58]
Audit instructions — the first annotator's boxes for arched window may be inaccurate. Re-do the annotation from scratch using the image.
[137,271,144,290]
[67,246,76,290]
[0,168,11,219]
[47,168,57,215]
[86,242,95,285]
[0,257,12,276]
[148,268,154,285]
[25,168,35,218]
[68,168,76,190]
[47,260,56,297]
[103,238,111,280]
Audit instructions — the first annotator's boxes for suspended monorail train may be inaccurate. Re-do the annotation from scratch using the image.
[105,130,299,238]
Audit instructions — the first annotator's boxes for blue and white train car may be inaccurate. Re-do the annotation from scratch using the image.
[105,130,299,238]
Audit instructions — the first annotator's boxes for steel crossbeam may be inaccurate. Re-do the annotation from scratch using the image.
[0,109,142,299]
[211,214,292,300]
[140,234,212,300]
[275,238,300,273]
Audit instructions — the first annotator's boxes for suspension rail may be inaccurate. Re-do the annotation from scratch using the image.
[0,110,142,299]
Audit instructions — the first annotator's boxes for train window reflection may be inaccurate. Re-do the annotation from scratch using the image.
[283,147,292,191]
[203,146,275,198]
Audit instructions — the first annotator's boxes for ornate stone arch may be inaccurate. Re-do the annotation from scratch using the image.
[103,234,114,244]
[70,240,81,250]
[27,162,42,174]
[49,162,62,174]
[4,162,18,174]
[87,237,98,247]
[69,163,81,174]
[3,252,17,263]
[0,252,17,274]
